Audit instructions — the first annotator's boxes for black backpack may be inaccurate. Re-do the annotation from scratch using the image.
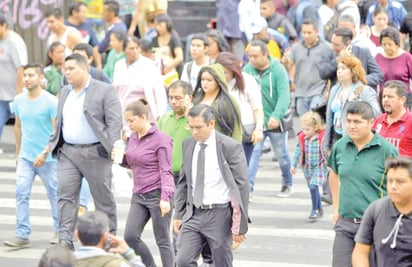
[324,6,351,42]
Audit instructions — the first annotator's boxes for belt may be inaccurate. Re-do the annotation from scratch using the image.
[65,142,100,148]
[341,216,362,224]
[194,203,230,210]
[135,189,160,200]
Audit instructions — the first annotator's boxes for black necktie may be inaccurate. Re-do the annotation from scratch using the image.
[193,143,207,208]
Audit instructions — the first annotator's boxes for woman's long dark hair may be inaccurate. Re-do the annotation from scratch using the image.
[193,66,241,137]
[215,52,245,93]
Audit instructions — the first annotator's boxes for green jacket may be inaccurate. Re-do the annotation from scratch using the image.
[243,57,290,130]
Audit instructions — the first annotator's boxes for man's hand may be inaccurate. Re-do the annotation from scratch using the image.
[33,152,47,167]
[107,233,130,255]
[268,118,280,130]
[160,200,171,217]
[332,209,340,225]
[173,219,182,234]
[290,167,296,175]
[232,234,246,243]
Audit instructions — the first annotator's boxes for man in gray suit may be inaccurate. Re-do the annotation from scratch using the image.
[174,104,249,267]
[42,54,122,249]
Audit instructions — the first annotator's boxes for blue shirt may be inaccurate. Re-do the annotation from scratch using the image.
[65,20,99,47]
[98,21,127,53]
[13,90,57,162]
[366,0,407,29]
[62,77,99,144]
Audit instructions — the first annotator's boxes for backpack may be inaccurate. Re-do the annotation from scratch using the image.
[76,255,125,267]
[324,6,351,42]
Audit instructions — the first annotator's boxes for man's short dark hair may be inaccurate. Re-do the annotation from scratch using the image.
[73,43,94,58]
[24,63,44,75]
[302,19,319,31]
[385,157,412,179]
[69,2,87,16]
[383,80,407,98]
[191,33,209,46]
[0,13,8,26]
[188,104,215,124]
[332,27,353,46]
[77,211,108,246]
[249,39,268,54]
[45,8,63,19]
[65,53,89,68]
[104,1,120,16]
[346,101,375,120]
[168,80,192,95]
[138,38,152,53]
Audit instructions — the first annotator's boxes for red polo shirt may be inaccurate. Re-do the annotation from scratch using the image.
[373,111,412,158]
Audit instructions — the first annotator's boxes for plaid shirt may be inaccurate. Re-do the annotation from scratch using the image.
[292,133,328,186]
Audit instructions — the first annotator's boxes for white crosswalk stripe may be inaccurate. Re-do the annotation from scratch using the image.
[0,148,334,266]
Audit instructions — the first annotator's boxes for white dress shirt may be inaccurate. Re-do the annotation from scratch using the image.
[191,130,231,205]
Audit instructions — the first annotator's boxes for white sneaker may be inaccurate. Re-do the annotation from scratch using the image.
[277,186,294,198]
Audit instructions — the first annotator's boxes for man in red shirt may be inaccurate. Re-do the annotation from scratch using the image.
[374,80,412,158]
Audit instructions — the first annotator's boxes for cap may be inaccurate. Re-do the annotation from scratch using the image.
[250,16,267,34]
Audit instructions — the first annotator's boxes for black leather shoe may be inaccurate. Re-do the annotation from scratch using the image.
[321,195,333,205]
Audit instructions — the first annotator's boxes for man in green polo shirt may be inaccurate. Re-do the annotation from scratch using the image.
[158,80,192,183]
[328,101,398,267]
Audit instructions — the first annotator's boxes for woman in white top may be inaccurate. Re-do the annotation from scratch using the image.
[216,52,264,164]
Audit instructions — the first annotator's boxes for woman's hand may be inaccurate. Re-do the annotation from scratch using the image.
[251,128,263,145]
[159,200,171,217]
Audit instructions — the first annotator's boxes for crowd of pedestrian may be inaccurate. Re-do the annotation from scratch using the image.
[1,0,412,266]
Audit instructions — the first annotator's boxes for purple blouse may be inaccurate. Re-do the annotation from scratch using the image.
[375,52,412,93]
[125,124,174,201]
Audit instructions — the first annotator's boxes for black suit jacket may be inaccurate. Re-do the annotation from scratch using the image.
[175,132,249,235]
[320,45,384,88]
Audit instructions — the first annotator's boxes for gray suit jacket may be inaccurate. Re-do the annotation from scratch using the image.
[49,78,122,158]
[175,131,249,235]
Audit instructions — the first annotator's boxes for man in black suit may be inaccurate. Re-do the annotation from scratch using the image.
[43,54,122,249]
[174,104,249,267]
[320,27,384,88]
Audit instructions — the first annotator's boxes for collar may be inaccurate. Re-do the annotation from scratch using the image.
[382,109,410,124]
[343,131,382,148]
[170,111,186,120]
[69,75,91,93]
[301,38,321,49]
[389,199,412,218]
[76,246,106,254]
[199,129,216,147]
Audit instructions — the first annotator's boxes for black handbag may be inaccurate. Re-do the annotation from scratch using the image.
[279,108,294,132]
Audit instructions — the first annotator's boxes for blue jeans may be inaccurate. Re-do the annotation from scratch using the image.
[0,100,11,141]
[16,158,59,239]
[79,178,92,208]
[248,131,292,192]
[296,94,325,117]
[309,184,321,211]
[242,141,254,166]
